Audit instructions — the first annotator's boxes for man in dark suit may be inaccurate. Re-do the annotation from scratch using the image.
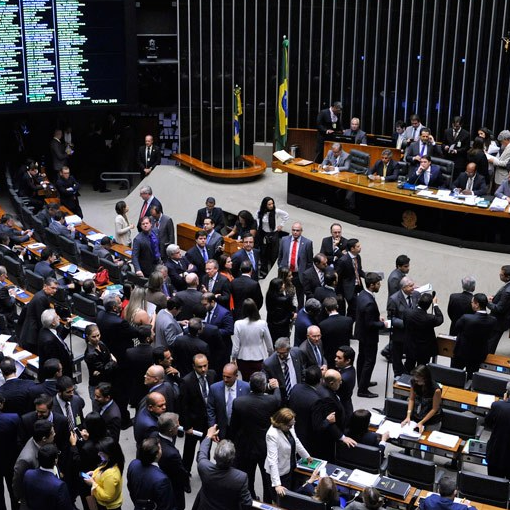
[451,162,487,196]
[133,391,167,445]
[387,276,421,378]
[485,381,510,479]
[447,276,476,334]
[408,155,444,187]
[320,222,348,265]
[133,216,161,277]
[356,273,387,398]
[230,261,263,320]
[335,238,365,319]
[203,217,224,255]
[195,197,225,233]
[157,412,190,510]
[262,337,304,404]
[0,357,35,415]
[34,248,59,279]
[451,293,497,379]
[302,253,328,300]
[28,358,61,400]
[487,265,510,354]
[335,346,356,422]
[173,318,210,376]
[343,117,367,144]
[138,185,163,230]
[201,292,234,345]
[23,444,73,510]
[52,376,85,430]
[387,254,411,300]
[202,259,230,309]
[369,149,400,182]
[196,425,252,510]
[137,134,162,179]
[48,211,77,241]
[55,166,82,217]
[175,273,203,320]
[0,395,20,510]
[127,437,175,510]
[314,270,340,313]
[19,277,59,354]
[404,293,444,372]
[186,230,213,279]
[278,222,314,308]
[288,365,323,454]
[140,365,177,414]
[443,116,471,179]
[319,297,353,367]
[165,243,196,291]
[231,234,260,280]
[179,354,216,472]
[207,363,250,440]
[94,382,122,442]
[49,129,68,174]
[150,203,175,261]
[315,101,343,161]
[125,329,154,407]
[294,298,322,346]
[230,372,280,502]
[405,128,443,168]
[311,369,356,462]
[298,325,326,369]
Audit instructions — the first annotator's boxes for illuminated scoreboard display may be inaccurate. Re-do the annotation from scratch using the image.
[0,0,128,109]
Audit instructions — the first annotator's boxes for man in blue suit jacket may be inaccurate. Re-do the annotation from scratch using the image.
[134,392,166,445]
[23,444,73,510]
[201,293,234,359]
[407,155,444,188]
[207,363,250,439]
[231,234,260,280]
[0,395,19,510]
[278,222,314,308]
[420,477,476,510]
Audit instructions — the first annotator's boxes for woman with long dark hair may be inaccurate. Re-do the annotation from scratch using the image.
[466,137,490,184]
[114,201,134,246]
[225,210,257,240]
[256,197,289,277]
[265,277,296,343]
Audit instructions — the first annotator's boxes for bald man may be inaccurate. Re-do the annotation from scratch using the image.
[140,365,177,413]
[134,391,167,445]
[175,273,203,320]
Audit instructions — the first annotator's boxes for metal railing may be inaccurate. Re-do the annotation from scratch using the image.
[100,172,141,194]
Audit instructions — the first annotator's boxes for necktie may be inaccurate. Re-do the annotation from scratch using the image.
[162,282,169,297]
[419,143,425,156]
[467,177,473,191]
[319,271,324,286]
[206,233,211,245]
[289,239,298,272]
[202,247,208,262]
[65,402,74,432]
[383,164,387,178]
[206,311,212,323]
[424,170,430,186]
[155,220,160,229]
[282,359,292,397]
[247,250,256,270]
[453,130,458,141]
[208,278,214,292]
[146,147,151,165]
[200,376,208,400]
[412,128,417,140]
[314,345,322,365]
[226,387,234,424]
[353,257,360,285]
[140,201,148,218]
[407,295,412,308]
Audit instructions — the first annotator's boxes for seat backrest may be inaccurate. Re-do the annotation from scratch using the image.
[3,255,25,287]
[384,398,408,422]
[44,227,62,251]
[125,270,148,288]
[79,247,100,272]
[336,443,382,474]
[458,470,509,507]
[471,372,508,397]
[278,490,327,510]
[349,149,370,174]
[440,409,478,439]
[59,236,81,264]
[99,257,121,284]
[25,269,44,294]
[386,452,436,490]
[72,293,98,322]
[427,363,466,389]
[396,161,410,178]
[431,157,454,188]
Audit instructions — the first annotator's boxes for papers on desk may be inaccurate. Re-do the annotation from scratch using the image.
[476,393,496,408]
[416,190,436,198]
[427,431,459,448]
[27,243,46,250]
[65,214,82,226]
[27,357,39,370]
[12,350,32,361]
[347,469,380,488]
[376,420,421,440]
[489,197,509,212]
[72,317,96,330]
[86,233,105,242]
[273,150,293,163]
[320,168,339,175]
[72,271,96,282]
[369,412,386,427]
[295,159,314,166]
[0,338,16,357]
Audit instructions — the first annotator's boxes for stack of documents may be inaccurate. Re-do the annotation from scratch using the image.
[376,420,421,440]
[427,431,459,448]
[489,197,508,211]
[347,469,380,488]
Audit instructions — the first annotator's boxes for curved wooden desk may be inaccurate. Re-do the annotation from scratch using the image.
[172,153,266,180]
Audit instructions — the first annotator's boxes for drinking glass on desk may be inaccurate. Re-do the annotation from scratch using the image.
[398,175,406,184]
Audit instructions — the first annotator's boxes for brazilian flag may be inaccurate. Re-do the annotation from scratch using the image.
[234,85,242,160]
[275,36,289,151]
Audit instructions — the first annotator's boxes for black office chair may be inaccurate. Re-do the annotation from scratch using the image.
[25,269,44,294]
[50,287,72,318]
[59,236,82,265]
[427,363,466,389]
[440,409,481,440]
[336,443,383,474]
[44,227,62,251]
[3,255,26,288]
[386,452,440,491]
[31,215,46,243]
[99,257,122,284]
[349,149,370,174]
[278,490,327,510]
[72,293,98,322]
[457,470,509,508]
[125,270,148,288]
[384,398,408,422]
[79,247,100,272]
[471,372,508,397]
[431,157,454,188]
[396,161,410,179]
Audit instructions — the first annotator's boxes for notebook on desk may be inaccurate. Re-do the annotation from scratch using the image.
[375,476,411,499]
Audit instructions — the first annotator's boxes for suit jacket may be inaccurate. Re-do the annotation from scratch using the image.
[262,348,304,403]
[151,214,175,257]
[132,231,158,277]
[321,149,351,170]
[335,253,365,302]
[408,164,444,188]
[318,314,353,367]
[140,381,177,414]
[277,235,314,280]
[186,245,214,279]
[355,290,385,343]
[320,236,347,265]
[0,411,20,471]
[127,459,175,510]
[196,322,226,374]
[443,127,470,169]
[195,207,225,233]
[137,144,162,172]
[133,406,159,444]
[137,196,163,230]
[316,108,343,139]
[294,309,317,346]
[125,344,154,406]
[207,303,234,339]
[231,248,261,280]
[369,159,400,182]
[298,339,325,368]
[38,326,72,379]
[453,312,497,363]
[50,137,68,172]
[404,305,444,359]
[28,379,58,400]
[55,176,81,213]
[405,141,443,164]
[201,273,231,309]
[387,268,407,299]
[0,378,35,415]
[447,291,474,334]
[230,391,281,462]
[158,434,190,510]
[18,410,69,453]
[206,380,250,439]
[19,289,51,352]
[485,399,510,476]
[49,221,74,240]
[452,172,487,196]
[387,290,421,344]
[23,468,73,510]
[52,394,85,428]
[172,334,210,376]
[166,255,194,291]
[175,288,203,320]
[338,365,356,421]
[230,275,263,320]
[197,436,252,510]
[487,282,510,331]
[495,179,510,199]
[34,260,57,279]
[205,230,224,254]
[302,266,324,300]
[99,400,122,442]
[343,128,367,145]
[179,369,216,432]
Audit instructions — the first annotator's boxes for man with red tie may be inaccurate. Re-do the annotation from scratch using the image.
[137,185,163,231]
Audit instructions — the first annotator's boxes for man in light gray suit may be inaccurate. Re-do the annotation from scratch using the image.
[154,296,184,348]
[150,203,175,261]
[320,143,351,172]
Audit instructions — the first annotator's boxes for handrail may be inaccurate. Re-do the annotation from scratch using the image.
[100,172,141,193]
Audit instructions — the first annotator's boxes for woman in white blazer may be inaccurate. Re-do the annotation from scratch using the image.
[264,407,312,500]
[114,200,134,246]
